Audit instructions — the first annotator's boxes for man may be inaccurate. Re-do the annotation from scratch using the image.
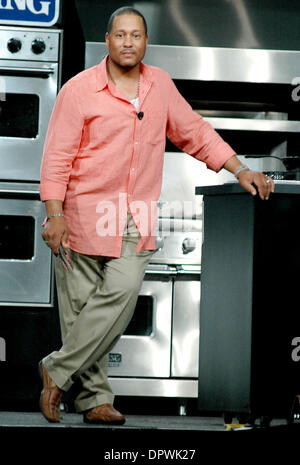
[39,6,274,424]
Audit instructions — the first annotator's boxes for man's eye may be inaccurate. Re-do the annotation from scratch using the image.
[134,34,141,39]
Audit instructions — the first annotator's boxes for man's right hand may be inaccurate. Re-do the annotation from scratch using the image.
[42,216,70,256]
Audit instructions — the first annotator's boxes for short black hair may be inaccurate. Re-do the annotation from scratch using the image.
[107,6,148,34]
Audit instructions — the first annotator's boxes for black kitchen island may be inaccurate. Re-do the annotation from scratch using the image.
[196,181,300,424]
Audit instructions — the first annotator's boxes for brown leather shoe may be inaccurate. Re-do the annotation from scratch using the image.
[38,361,62,423]
[83,404,126,425]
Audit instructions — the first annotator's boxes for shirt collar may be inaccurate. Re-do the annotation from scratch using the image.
[95,55,153,92]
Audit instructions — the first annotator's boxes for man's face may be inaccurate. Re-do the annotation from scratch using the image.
[105,14,148,69]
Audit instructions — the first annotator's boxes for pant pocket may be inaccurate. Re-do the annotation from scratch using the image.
[137,249,155,257]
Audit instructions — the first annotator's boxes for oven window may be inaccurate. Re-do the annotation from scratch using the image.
[0,215,35,259]
[0,94,39,138]
[124,296,154,336]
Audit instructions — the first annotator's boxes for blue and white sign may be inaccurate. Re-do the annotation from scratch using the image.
[0,0,60,27]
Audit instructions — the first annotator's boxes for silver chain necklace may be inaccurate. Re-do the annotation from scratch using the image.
[108,68,140,100]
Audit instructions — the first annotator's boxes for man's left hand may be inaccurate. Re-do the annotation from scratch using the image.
[237,170,275,200]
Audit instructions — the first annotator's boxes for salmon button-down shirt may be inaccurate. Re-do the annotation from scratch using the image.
[40,56,235,258]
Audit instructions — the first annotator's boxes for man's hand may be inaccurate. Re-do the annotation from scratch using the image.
[223,155,275,200]
[42,199,69,255]
[237,169,275,200]
[42,216,70,256]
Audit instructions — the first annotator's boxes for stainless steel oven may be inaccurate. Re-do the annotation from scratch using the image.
[107,153,204,401]
[0,182,53,306]
[0,181,59,407]
[108,270,174,378]
[0,26,62,181]
[0,26,63,407]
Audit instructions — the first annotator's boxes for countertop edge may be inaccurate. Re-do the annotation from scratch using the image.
[195,181,300,196]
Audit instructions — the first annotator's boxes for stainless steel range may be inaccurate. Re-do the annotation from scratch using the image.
[0,26,62,181]
[0,26,63,405]
[0,26,62,305]
[106,152,229,403]
[107,152,207,403]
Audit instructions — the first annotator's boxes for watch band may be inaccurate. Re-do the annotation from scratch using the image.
[47,213,64,221]
[234,164,249,179]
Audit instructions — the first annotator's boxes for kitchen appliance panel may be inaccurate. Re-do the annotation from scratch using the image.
[109,378,198,399]
[0,27,62,182]
[0,183,53,305]
[144,45,300,85]
[172,273,200,378]
[0,61,59,181]
[0,27,60,61]
[159,152,205,219]
[108,277,173,378]
[85,42,300,85]
[151,228,202,265]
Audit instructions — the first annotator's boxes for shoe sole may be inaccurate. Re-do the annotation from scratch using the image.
[83,417,126,426]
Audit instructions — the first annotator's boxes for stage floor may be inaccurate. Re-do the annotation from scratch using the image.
[0,410,290,431]
[0,411,298,461]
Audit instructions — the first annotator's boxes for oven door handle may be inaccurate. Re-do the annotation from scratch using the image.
[0,188,40,199]
[0,66,55,78]
[177,269,201,276]
[145,269,177,276]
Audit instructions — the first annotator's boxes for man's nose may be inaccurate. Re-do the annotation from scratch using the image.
[123,34,133,47]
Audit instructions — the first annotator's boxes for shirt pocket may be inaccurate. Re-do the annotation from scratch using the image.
[146,111,167,145]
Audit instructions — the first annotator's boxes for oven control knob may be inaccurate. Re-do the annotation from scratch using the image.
[182,237,196,254]
[31,38,46,54]
[7,38,22,53]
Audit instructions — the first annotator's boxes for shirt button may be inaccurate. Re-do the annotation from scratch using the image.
[135,141,139,145]
[131,168,135,171]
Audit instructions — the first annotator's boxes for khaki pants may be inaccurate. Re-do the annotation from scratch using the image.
[42,213,154,413]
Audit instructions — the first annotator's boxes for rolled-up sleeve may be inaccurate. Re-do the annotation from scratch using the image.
[40,81,84,201]
[166,79,235,172]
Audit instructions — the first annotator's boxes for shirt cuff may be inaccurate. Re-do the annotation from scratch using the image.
[39,181,67,202]
[201,145,236,173]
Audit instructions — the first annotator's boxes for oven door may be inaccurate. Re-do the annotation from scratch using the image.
[0,60,58,181]
[171,266,201,378]
[0,182,53,305]
[108,266,175,377]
